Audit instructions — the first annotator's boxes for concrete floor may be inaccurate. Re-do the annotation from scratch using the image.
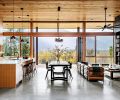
[0,64,120,100]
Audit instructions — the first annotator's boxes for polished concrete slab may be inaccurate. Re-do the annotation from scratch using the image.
[0,64,120,100]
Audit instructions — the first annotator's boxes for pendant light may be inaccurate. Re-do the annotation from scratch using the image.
[20,8,24,43]
[55,6,63,42]
[10,0,16,40]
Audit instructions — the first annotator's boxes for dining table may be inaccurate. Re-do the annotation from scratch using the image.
[49,61,70,81]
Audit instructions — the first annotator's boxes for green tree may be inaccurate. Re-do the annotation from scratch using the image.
[21,37,30,57]
[87,49,94,56]
[109,46,113,63]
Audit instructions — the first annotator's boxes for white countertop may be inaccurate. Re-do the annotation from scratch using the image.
[0,58,33,64]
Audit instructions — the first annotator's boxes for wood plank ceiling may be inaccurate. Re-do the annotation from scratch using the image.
[1,0,120,28]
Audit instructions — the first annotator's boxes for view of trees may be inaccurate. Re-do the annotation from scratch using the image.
[2,35,113,64]
[38,49,76,64]
[21,37,30,57]
[3,37,19,56]
[86,46,113,64]
[3,36,30,58]
[86,36,114,64]
[38,37,77,64]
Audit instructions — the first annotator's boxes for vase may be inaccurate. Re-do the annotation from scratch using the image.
[57,57,60,63]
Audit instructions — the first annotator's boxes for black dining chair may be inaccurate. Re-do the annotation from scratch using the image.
[68,62,73,78]
[63,62,73,79]
[45,62,51,79]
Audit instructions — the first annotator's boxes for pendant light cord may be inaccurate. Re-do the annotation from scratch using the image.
[105,7,107,26]
[57,6,60,36]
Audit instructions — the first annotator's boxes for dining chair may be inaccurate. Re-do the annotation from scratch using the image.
[45,62,51,79]
[32,62,37,74]
[68,62,73,79]
[63,62,73,79]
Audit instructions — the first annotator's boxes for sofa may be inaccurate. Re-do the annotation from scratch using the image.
[77,62,104,81]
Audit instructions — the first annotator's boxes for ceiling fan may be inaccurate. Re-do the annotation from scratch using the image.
[100,7,113,31]
[97,7,120,31]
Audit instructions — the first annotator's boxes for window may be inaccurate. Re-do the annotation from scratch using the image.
[38,37,77,64]
[86,36,113,64]
[86,37,95,56]
[3,36,20,57]
[21,37,30,57]
[96,36,113,64]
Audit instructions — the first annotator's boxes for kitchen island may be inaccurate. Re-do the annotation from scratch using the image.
[0,59,33,88]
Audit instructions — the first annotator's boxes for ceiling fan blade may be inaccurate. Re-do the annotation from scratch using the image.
[108,26,113,28]
[102,24,107,31]
[107,24,111,27]
[96,26,102,27]
[96,26,103,29]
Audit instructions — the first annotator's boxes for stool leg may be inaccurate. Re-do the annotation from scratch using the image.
[45,70,49,79]
[69,69,73,79]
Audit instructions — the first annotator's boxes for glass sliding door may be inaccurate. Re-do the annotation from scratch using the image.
[38,37,77,64]
[96,36,113,64]
[86,37,95,64]
[86,36,114,64]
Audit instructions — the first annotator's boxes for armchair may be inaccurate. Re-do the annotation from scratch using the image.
[87,67,104,81]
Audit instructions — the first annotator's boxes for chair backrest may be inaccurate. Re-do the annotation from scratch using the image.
[88,67,104,76]
[101,64,109,67]
[92,64,99,67]
[68,62,72,69]
[81,62,88,65]
[46,62,48,69]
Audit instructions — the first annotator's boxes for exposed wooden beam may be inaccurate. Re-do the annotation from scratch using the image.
[3,32,81,37]
[86,32,114,36]
[3,32,114,37]
[3,21,114,23]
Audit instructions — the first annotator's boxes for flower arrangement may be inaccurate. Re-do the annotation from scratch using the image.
[52,45,67,62]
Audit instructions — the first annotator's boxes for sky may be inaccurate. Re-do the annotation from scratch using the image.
[86,36,113,50]
[38,36,113,51]
[38,37,77,51]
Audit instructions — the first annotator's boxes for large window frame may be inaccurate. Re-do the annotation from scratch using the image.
[86,35,114,64]
[2,21,114,64]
